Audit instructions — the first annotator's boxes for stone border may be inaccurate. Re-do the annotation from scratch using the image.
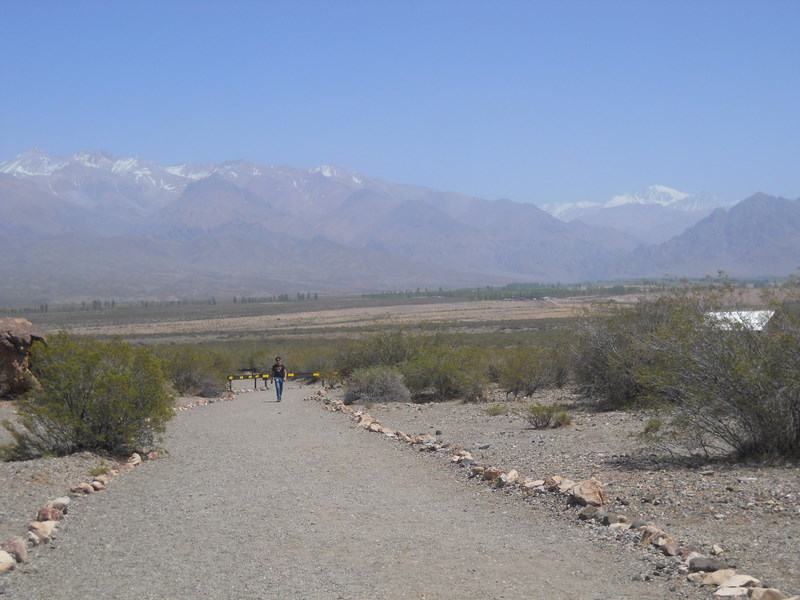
[305,389,799,600]
[0,451,155,582]
[0,390,238,587]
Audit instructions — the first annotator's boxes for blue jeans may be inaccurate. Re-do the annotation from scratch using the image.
[274,377,284,400]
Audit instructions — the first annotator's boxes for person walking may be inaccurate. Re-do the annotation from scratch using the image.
[271,356,287,401]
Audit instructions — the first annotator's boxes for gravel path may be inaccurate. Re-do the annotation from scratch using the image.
[2,386,701,600]
[365,394,800,596]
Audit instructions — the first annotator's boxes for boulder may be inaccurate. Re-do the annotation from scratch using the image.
[713,588,748,597]
[719,574,761,589]
[569,477,607,506]
[639,525,667,545]
[689,556,728,572]
[482,467,506,482]
[498,469,519,487]
[660,541,680,556]
[37,506,64,521]
[70,482,95,495]
[44,497,70,514]
[554,477,576,494]
[521,479,546,489]
[702,569,738,586]
[0,550,15,572]
[578,505,607,521]
[28,520,57,543]
[544,475,566,491]
[0,537,28,563]
[0,318,45,395]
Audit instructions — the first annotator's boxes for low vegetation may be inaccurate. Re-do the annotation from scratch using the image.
[2,333,175,459]
[343,366,410,405]
[572,276,800,459]
[5,276,798,462]
[516,402,572,429]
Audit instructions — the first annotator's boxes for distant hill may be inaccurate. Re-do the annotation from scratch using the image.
[620,193,800,279]
[0,150,796,305]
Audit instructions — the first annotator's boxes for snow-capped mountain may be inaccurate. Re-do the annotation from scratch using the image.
[545,185,728,219]
[0,149,794,305]
[607,185,690,208]
[543,185,733,243]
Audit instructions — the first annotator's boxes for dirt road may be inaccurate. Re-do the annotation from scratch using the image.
[5,386,696,599]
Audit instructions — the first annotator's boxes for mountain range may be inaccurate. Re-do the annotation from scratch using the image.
[0,150,797,305]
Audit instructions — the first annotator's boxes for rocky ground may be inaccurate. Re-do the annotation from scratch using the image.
[355,389,800,597]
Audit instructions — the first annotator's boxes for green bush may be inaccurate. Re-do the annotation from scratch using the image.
[571,275,800,459]
[570,295,676,409]
[3,333,175,458]
[516,402,572,429]
[156,344,230,397]
[403,340,486,402]
[333,330,420,376]
[343,366,410,405]
[496,345,561,398]
[637,279,800,458]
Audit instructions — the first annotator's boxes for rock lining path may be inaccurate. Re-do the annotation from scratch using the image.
[6,387,697,599]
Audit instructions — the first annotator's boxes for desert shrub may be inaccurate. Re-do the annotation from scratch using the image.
[542,329,572,388]
[156,344,230,397]
[343,366,410,405]
[287,345,334,375]
[482,405,509,416]
[518,402,572,429]
[642,417,662,435]
[496,345,562,398]
[637,279,800,458]
[570,295,677,409]
[403,340,486,402]
[4,333,175,458]
[552,409,573,427]
[333,329,420,376]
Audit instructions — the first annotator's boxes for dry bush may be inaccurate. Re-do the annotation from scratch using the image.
[343,366,410,405]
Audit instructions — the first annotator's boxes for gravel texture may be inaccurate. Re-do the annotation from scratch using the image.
[0,386,694,599]
[365,389,800,597]
[0,385,797,599]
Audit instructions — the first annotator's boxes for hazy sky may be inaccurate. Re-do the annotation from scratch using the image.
[3,0,798,206]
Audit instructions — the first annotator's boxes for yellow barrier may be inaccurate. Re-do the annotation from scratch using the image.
[227,372,324,390]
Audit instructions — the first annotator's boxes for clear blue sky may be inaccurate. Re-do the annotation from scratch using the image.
[2,0,798,206]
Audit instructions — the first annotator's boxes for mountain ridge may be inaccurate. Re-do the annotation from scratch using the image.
[0,150,796,305]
